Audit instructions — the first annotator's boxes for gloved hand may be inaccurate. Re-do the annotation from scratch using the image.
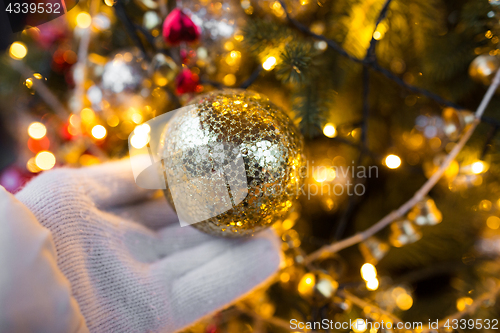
[0,157,281,333]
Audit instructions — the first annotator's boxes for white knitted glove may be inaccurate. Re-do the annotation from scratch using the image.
[3,157,281,333]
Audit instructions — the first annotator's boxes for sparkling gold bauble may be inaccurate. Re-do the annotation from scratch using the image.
[469,55,500,86]
[158,89,305,237]
[298,271,339,306]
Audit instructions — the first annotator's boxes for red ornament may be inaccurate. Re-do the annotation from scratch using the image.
[162,8,201,45]
[175,68,200,94]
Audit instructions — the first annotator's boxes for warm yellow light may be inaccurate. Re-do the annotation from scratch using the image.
[80,108,95,123]
[76,12,92,29]
[130,133,150,149]
[456,297,473,311]
[262,56,277,71]
[25,78,33,88]
[361,263,377,281]
[26,157,41,173]
[91,125,107,139]
[487,216,500,229]
[352,318,367,333]
[396,293,413,310]
[366,278,379,291]
[280,272,290,283]
[107,115,120,127]
[471,161,485,174]
[297,273,315,295]
[223,74,236,86]
[104,0,115,6]
[385,154,402,169]
[131,112,143,124]
[134,123,151,135]
[373,31,382,40]
[35,151,56,171]
[28,122,47,139]
[323,123,337,138]
[9,42,27,60]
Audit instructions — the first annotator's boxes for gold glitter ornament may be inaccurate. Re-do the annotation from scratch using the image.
[158,89,305,237]
[298,271,339,306]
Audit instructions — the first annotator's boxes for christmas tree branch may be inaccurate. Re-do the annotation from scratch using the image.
[420,283,500,333]
[278,0,464,111]
[305,68,500,264]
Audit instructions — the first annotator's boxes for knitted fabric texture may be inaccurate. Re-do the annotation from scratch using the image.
[9,158,281,333]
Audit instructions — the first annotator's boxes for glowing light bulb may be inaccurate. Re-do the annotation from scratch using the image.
[366,278,379,291]
[361,263,377,281]
[352,318,367,333]
[373,31,382,40]
[35,151,56,171]
[91,125,107,139]
[262,56,277,71]
[323,123,337,138]
[28,122,47,139]
[9,42,27,60]
[76,12,92,29]
[471,161,485,174]
[385,154,401,169]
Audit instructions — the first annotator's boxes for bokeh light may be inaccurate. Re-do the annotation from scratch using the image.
[91,125,107,139]
[385,154,402,169]
[262,56,277,71]
[28,122,47,139]
[76,12,92,29]
[9,42,27,60]
[323,123,337,138]
[35,151,56,170]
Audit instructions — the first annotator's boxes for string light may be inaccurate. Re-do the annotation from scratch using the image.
[366,278,379,291]
[9,42,27,60]
[91,125,107,139]
[27,122,47,139]
[262,56,277,71]
[352,318,367,333]
[35,151,56,170]
[323,123,337,138]
[471,161,486,174]
[361,263,377,281]
[76,12,92,29]
[385,154,401,169]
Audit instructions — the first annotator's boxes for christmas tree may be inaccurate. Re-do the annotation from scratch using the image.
[2,0,500,331]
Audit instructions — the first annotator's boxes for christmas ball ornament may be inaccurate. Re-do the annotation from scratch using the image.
[162,8,201,45]
[389,219,422,247]
[469,54,500,86]
[158,90,305,237]
[407,197,442,226]
[101,50,146,94]
[442,107,475,141]
[298,271,339,306]
[175,68,200,94]
[359,237,390,264]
